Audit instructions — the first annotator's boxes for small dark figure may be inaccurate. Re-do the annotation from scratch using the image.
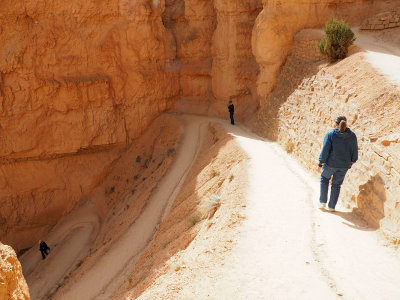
[228,100,235,125]
[39,240,50,260]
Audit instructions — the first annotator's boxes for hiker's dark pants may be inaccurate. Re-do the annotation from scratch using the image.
[230,112,234,125]
[41,248,49,259]
[319,165,348,209]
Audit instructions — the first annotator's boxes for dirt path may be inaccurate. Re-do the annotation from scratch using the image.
[354,27,400,87]
[19,203,100,300]
[170,120,400,299]
[20,116,205,300]
[21,114,400,299]
[56,116,205,300]
[223,125,400,299]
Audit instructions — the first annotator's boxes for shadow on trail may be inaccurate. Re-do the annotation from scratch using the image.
[325,210,376,232]
[326,174,387,233]
[256,46,324,141]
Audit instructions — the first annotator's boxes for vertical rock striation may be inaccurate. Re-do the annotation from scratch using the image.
[211,0,262,120]
[167,0,262,120]
[163,0,217,113]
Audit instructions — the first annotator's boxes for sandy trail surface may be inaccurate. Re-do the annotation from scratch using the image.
[55,116,204,300]
[20,115,205,299]
[207,124,400,299]
[354,27,400,87]
[19,203,100,300]
[21,114,400,299]
[165,121,400,299]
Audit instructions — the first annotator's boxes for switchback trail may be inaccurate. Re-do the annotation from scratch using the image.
[20,115,206,299]
[21,115,400,299]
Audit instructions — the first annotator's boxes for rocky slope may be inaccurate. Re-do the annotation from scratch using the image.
[257,28,400,241]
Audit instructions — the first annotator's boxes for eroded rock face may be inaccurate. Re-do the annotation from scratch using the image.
[0,243,30,300]
[0,0,179,159]
[163,0,217,113]
[252,0,400,101]
[361,7,400,30]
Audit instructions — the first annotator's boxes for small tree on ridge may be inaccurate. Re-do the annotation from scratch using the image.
[318,18,355,62]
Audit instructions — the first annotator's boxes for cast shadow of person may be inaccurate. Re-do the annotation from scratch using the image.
[324,174,387,232]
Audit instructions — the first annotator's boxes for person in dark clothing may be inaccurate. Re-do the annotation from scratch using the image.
[228,100,235,125]
[318,115,358,211]
[39,240,50,260]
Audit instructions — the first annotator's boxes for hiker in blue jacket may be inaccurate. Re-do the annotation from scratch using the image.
[318,115,358,211]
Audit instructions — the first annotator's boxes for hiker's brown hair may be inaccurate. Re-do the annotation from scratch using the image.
[335,115,347,133]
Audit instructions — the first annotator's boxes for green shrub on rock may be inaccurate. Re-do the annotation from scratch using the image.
[318,18,355,62]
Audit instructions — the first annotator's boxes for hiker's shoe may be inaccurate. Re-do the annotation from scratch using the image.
[328,207,335,212]
[319,202,326,209]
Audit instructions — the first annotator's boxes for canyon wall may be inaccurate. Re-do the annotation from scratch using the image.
[163,0,217,113]
[0,0,178,159]
[0,0,179,251]
[252,0,400,103]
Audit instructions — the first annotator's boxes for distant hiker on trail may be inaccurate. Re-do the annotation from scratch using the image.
[228,100,235,125]
[318,115,358,211]
[39,240,50,260]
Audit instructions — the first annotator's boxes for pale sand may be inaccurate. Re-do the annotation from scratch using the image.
[355,27,400,88]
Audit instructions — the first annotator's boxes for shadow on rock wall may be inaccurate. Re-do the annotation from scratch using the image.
[256,31,326,141]
[355,174,386,229]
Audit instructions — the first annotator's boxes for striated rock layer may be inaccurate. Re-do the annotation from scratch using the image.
[0,1,179,159]
[0,243,30,300]
[210,0,262,121]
